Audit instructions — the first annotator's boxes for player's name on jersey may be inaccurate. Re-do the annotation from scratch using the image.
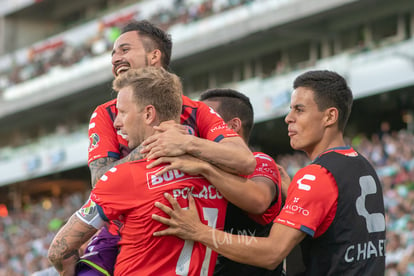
[344,239,385,263]
[172,185,224,200]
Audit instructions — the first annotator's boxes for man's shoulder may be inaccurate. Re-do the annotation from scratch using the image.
[95,98,117,110]
[182,95,198,106]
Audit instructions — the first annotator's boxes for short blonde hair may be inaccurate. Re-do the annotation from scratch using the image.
[113,67,183,122]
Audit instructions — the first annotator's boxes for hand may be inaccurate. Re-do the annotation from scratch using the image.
[141,121,190,160]
[146,154,208,175]
[152,193,204,241]
[277,164,291,199]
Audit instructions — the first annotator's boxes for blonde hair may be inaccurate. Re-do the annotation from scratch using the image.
[113,67,183,122]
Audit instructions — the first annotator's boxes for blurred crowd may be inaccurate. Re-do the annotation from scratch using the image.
[0,127,413,275]
[0,192,88,276]
[0,0,258,95]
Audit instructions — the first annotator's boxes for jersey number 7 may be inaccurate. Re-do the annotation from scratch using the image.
[176,207,218,276]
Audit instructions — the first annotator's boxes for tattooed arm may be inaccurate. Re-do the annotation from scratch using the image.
[48,214,99,275]
[89,145,145,188]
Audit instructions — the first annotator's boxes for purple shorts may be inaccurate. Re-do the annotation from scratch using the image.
[76,226,120,276]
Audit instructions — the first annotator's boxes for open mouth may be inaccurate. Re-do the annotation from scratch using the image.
[116,65,130,76]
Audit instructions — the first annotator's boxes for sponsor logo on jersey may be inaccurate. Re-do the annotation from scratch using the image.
[256,162,277,176]
[297,174,314,191]
[79,198,97,217]
[209,123,230,133]
[146,167,203,189]
[283,197,310,216]
[88,133,100,152]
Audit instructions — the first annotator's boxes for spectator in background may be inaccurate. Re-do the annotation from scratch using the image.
[0,192,86,276]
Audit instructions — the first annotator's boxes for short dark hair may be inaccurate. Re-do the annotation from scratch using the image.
[199,88,254,141]
[121,20,172,69]
[293,70,353,132]
[113,67,182,122]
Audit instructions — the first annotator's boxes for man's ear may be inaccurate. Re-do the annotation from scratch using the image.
[324,107,338,127]
[226,117,242,133]
[143,105,157,125]
[148,49,162,66]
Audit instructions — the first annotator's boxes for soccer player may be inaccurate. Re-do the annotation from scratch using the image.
[84,20,255,274]
[88,20,255,189]
[148,88,288,275]
[152,70,386,275]
[48,67,228,275]
[200,88,286,276]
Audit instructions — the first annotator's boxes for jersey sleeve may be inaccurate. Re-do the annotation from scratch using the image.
[195,100,239,142]
[275,164,338,237]
[247,152,282,225]
[87,102,121,164]
[76,195,106,229]
[247,153,280,183]
[90,164,137,221]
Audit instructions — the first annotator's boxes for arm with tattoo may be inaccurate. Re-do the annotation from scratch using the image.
[89,145,145,188]
[48,214,98,275]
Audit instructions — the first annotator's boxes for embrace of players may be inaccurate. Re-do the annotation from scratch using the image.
[48,20,386,276]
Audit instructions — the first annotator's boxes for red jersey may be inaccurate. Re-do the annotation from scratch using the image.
[88,95,239,164]
[90,160,228,276]
[214,152,283,276]
[246,152,282,225]
[275,148,359,237]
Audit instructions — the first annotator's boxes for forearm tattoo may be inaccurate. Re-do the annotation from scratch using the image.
[48,215,96,272]
[127,145,145,162]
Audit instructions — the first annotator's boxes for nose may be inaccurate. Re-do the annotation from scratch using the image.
[111,51,120,66]
[113,114,121,129]
[285,110,292,125]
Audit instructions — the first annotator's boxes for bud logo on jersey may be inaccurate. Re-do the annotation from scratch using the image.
[297,174,314,191]
[79,198,97,217]
[88,133,100,152]
[147,168,203,189]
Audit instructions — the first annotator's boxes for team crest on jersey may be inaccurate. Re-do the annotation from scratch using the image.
[183,125,195,136]
[88,133,100,152]
[79,198,97,217]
